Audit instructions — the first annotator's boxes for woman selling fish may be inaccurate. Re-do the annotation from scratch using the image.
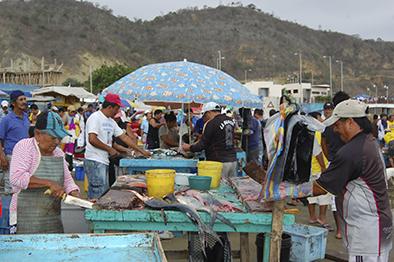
[9,112,80,233]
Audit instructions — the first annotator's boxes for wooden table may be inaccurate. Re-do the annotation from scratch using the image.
[119,158,198,173]
[85,183,295,262]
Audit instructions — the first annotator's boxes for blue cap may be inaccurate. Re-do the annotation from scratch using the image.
[10,90,25,102]
[35,111,70,139]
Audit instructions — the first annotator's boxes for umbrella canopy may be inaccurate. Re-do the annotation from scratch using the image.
[103,61,262,108]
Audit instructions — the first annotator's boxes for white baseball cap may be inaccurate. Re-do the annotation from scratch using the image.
[201,102,220,114]
[324,99,368,127]
[1,101,8,108]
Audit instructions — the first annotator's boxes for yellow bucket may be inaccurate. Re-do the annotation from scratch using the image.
[197,161,223,188]
[146,169,176,198]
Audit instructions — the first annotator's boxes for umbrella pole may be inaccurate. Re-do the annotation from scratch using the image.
[178,103,184,151]
[188,103,192,144]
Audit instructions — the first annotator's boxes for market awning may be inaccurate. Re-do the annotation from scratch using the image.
[32,86,96,100]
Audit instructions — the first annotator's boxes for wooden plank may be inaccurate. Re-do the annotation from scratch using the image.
[92,219,275,233]
[263,233,271,262]
[85,209,295,227]
[240,233,250,262]
[269,200,285,262]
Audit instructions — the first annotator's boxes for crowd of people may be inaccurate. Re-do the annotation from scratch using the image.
[0,89,392,261]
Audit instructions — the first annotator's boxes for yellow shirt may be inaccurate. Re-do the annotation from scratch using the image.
[387,120,394,131]
[311,131,328,175]
[384,131,394,144]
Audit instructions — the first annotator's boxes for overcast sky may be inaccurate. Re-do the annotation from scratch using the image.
[90,0,394,41]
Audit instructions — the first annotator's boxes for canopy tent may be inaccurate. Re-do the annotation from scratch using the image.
[32,86,96,106]
[103,60,262,109]
[27,96,56,102]
[0,83,39,93]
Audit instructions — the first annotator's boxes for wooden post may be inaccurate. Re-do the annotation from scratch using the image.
[240,233,250,262]
[269,200,285,262]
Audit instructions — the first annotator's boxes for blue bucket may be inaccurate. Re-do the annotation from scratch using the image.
[75,166,84,181]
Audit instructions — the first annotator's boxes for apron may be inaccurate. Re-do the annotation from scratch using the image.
[17,156,65,234]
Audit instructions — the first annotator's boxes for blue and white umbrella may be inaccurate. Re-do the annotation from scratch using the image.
[103,61,262,108]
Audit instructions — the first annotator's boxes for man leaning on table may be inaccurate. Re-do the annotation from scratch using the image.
[182,102,237,178]
[84,93,150,200]
[313,99,392,262]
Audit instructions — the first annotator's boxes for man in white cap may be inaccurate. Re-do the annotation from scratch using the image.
[0,100,8,120]
[313,100,392,262]
[182,102,237,178]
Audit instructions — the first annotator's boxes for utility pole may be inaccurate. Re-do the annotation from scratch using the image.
[323,56,333,98]
[41,57,45,87]
[384,85,389,103]
[336,60,344,91]
[374,84,377,104]
[217,50,224,70]
[244,69,252,83]
[294,52,303,103]
[89,65,93,94]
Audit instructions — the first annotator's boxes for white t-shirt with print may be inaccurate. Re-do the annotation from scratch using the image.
[85,110,123,165]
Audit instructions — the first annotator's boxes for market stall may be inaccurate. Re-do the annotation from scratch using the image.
[84,179,295,262]
[32,86,96,107]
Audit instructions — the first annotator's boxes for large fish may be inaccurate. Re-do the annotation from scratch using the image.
[176,194,236,231]
[129,190,222,257]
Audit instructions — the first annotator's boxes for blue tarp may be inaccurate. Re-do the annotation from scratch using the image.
[300,103,324,114]
[0,84,39,97]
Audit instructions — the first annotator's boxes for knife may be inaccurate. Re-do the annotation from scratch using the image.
[44,189,94,209]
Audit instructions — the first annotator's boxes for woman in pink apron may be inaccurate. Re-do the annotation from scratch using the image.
[9,111,80,233]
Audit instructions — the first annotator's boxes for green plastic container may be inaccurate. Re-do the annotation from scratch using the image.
[188,176,212,191]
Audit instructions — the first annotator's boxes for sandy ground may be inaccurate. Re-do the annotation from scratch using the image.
[69,180,393,261]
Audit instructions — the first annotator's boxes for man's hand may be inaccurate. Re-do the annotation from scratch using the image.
[141,149,151,158]
[69,190,80,198]
[182,143,191,152]
[48,182,65,199]
[0,154,8,171]
[108,147,119,157]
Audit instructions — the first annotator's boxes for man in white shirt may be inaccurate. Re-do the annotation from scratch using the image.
[84,93,150,199]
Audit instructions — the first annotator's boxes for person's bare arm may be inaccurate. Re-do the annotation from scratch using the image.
[316,153,327,173]
[312,181,328,197]
[28,176,65,198]
[88,133,118,157]
[0,140,8,170]
[160,135,179,148]
[321,137,329,160]
[113,142,130,154]
[118,133,150,157]
[149,118,163,128]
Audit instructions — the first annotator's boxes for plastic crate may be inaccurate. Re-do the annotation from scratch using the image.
[284,223,328,261]
[75,166,84,181]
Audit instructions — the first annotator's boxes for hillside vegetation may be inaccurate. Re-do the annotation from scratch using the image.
[1,0,393,95]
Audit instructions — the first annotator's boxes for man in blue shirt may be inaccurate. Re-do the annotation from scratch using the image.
[243,109,264,164]
[0,90,29,193]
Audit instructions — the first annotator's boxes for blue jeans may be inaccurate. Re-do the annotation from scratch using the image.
[84,159,109,199]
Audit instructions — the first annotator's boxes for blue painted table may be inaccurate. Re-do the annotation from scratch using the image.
[0,233,166,262]
[120,158,198,173]
[85,183,295,262]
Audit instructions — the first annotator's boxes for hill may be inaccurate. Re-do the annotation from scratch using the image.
[1,0,393,95]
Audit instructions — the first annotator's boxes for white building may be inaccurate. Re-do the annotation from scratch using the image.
[244,81,284,116]
[311,84,330,102]
[283,83,312,103]
[245,81,284,98]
